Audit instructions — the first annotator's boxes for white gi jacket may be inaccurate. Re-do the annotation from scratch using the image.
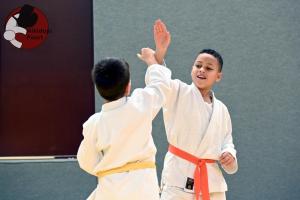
[77,64,171,200]
[161,79,238,193]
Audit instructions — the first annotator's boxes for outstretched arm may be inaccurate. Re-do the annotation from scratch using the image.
[135,47,171,119]
[153,19,171,65]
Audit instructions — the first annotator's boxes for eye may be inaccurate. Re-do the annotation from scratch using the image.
[206,67,213,71]
[195,64,202,68]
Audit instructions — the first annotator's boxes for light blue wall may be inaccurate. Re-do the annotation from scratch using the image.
[0,1,299,200]
[93,0,300,199]
[0,160,96,200]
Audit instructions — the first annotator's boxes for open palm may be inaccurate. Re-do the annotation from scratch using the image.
[154,19,171,51]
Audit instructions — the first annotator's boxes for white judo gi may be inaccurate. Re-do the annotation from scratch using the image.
[160,79,238,200]
[77,64,171,200]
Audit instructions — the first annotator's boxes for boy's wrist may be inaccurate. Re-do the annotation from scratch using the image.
[147,62,158,66]
[156,47,167,55]
[155,50,167,65]
[146,58,158,66]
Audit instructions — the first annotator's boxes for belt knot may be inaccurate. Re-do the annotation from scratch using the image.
[198,159,206,167]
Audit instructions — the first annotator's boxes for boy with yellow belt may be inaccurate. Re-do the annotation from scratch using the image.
[77,21,172,200]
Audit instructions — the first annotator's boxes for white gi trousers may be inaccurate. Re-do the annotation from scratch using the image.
[87,168,159,200]
[160,185,226,200]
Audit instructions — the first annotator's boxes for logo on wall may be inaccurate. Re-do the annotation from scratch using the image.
[3,4,50,49]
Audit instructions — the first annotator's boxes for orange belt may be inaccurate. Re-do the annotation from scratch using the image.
[168,144,216,200]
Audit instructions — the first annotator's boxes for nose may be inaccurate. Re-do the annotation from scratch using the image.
[199,67,205,73]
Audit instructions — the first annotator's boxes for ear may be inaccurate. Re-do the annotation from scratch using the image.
[190,65,194,76]
[216,72,223,82]
[125,80,131,96]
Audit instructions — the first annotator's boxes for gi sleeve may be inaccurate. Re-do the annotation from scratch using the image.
[132,64,171,120]
[77,117,102,176]
[221,108,238,174]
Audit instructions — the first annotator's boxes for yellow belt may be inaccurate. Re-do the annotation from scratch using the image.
[97,161,156,178]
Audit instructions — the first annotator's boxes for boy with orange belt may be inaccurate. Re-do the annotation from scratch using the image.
[154,20,238,200]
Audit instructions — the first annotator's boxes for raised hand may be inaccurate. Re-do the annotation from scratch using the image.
[137,47,158,66]
[154,19,171,51]
[153,19,171,64]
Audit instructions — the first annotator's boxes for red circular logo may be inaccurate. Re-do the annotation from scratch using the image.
[3,4,49,49]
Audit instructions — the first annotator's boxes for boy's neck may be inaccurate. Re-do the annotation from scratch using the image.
[199,88,212,103]
[102,95,127,104]
[103,99,110,104]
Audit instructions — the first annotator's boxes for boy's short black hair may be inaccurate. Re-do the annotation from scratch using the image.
[92,57,130,101]
[199,49,223,71]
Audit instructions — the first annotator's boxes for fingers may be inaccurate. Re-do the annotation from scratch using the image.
[153,19,171,49]
[137,48,155,59]
[154,19,162,33]
[220,152,235,167]
[137,47,157,66]
[221,157,232,166]
[154,19,168,34]
[141,47,154,54]
[153,22,161,37]
[159,20,168,33]
[166,31,171,42]
[137,49,146,61]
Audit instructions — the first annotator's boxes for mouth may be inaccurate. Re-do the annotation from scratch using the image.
[197,75,206,80]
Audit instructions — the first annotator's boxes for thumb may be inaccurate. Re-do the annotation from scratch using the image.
[137,53,142,60]
[220,152,227,159]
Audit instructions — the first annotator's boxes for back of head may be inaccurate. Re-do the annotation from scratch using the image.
[92,57,130,101]
[199,49,223,72]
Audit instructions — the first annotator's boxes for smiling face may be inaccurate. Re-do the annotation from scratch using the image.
[191,53,222,92]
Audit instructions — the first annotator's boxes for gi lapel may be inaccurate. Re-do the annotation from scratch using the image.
[196,92,220,155]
